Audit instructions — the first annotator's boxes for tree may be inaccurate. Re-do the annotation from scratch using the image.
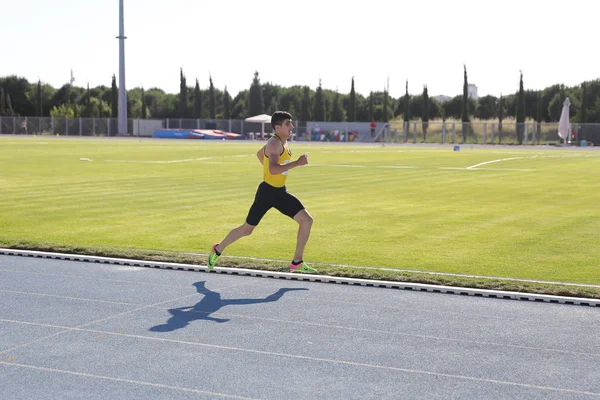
[249,71,264,116]
[0,88,5,116]
[81,83,92,117]
[524,90,539,121]
[579,82,588,123]
[382,89,389,123]
[331,91,346,122]
[279,85,302,117]
[37,80,43,117]
[0,75,34,116]
[427,97,441,120]
[368,92,374,121]
[422,85,429,141]
[270,94,280,113]
[548,84,566,121]
[231,91,248,120]
[50,104,75,118]
[265,84,279,113]
[516,71,525,144]
[5,93,14,116]
[403,81,410,122]
[111,74,118,118]
[208,75,216,119]
[299,86,311,121]
[179,68,188,118]
[540,84,561,122]
[348,76,357,122]
[535,91,543,142]
[313,80,326,121]
[193,79,202,118]
[498,95,504,143]
[441,95,462,119]
[141,87,147,119]
[476,95,498,120]
[461,65,470,143]
[262,83,280,113]
[89,97,111,118]
[223,86,231,119]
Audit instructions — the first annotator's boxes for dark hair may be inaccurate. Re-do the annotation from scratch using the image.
[271,111,293,129]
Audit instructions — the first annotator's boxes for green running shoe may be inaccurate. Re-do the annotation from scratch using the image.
[289,260,317,274]
[208,244,220,271]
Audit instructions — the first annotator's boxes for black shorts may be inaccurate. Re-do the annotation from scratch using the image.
[246,182,305,226]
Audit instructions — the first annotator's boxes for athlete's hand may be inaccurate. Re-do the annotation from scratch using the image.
[297,153,308,166]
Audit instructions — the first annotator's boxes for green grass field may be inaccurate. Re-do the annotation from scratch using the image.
[1,137,599,296]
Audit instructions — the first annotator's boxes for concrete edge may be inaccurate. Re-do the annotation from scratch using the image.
[1,248,598,307]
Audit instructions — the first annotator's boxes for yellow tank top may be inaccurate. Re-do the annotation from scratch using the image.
[263,135,292,188]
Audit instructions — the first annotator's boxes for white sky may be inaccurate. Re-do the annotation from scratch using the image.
[1,0,597,99]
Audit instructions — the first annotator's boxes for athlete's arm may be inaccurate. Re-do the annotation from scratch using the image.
[266,138,308,175]
[256,145,265,164]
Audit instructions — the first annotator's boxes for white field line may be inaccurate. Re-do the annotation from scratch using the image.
[105,159,194,164]
[104,154,252,164]
[466,157,523,169]
[102,159,534,172]
[439,167,533,172]
[100,153,551,172]
[200,161,256,165]
[377,166,419,169]
[473,168,533,172]
[310,164,366,168]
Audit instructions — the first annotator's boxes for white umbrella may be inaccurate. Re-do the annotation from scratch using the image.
[558,97,571,142]
[245,114,272,138]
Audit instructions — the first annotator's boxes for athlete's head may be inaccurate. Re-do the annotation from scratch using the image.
[271,111,294,139]
[271,111,293,130]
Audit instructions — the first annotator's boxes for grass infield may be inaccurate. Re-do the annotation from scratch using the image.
[1,137,599,298]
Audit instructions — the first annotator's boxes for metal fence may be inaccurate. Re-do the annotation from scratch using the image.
[0,116,123,136]
[384,121,599,145]
[1,116,598,146]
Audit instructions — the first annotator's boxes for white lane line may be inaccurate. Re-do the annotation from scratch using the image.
[0,362,256,400]
[0,268,198,289]
[72,281,250,330]
[0,289,144,307]
[3,265,597,329]
[466,157,523,169]
[0,282,248,356]
[4,312,598,359]
[1,325,597,397]
[144,310,600,359]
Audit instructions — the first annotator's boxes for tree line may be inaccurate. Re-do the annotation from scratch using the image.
[1,67,599,126]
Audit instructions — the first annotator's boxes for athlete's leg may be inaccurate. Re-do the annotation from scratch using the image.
[208,222,255,270]
[208,183,271,270]
[292,209,313,262]
[215,223,255,253]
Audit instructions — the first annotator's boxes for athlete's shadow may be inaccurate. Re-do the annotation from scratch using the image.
[149,281,308,332]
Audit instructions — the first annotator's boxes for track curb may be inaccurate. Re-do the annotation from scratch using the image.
[1,248,598,307]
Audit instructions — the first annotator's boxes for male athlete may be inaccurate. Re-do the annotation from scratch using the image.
[207,111,317,273]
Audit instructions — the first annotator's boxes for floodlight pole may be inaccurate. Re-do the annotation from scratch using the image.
[117,0,128,135]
